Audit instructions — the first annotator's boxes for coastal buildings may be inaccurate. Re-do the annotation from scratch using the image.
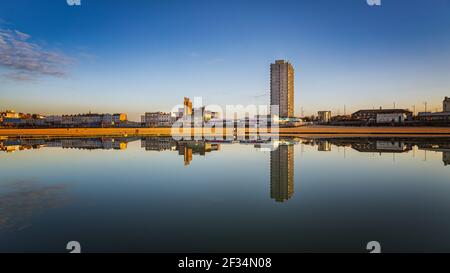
[45,115,62,126]
[3,110,19,118]
[0,110,46,127]
[61,114,100,126]
[352,109,413,122]
[418,112,450,121]
[141,112,176,127]
[444,97,450,112]
[112,113,128,124]
[0,112,127,128]
[418,97,450,121]
[270,60,294,118]
[318,111,332,123]
[376,113,408,124]
[196,106,220,122]
[61,113,127,127]
[174,97,220,127]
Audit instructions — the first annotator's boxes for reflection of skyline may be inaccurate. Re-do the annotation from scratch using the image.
[141,137,220,166]
[270,144,294,203]
[317,141,332,152]
[2,136,450,209]
[2,136,450,168]
[0,137,133,153]
[310,137,450,166]
[351,141,410,153]
[176,141,220,166]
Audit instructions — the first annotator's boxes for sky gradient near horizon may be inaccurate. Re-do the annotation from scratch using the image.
[1,0,450,120]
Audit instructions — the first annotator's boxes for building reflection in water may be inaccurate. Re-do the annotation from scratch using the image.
[3,136,450,205]
[3,136,450,194]
[317,140,331,152]
[177,141,221,165]
[3,137,450,168]
[0,137,222,166]
[351,140,410,154]
[307,137,450,166]
[141,137,220,166]
[444,152,450,166]
[0,137,130,152]
[270,144,294,203]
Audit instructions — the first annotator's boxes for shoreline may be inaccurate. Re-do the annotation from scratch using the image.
[1,126,450,138]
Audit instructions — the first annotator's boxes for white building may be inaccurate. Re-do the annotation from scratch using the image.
[317,111,331,123]
[376,113,407,123]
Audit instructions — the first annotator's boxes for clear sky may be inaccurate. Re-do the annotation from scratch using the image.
[1,0,450,120]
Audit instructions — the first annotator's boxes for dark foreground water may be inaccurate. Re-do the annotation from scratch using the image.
[0,136,449,253]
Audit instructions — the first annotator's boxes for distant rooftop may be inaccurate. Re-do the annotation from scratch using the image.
[418,112,450,116]
[353,109,412,115]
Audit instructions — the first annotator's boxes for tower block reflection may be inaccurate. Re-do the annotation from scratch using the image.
[270,144,295,202]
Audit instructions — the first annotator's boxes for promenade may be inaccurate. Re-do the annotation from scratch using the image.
[2,126,450,138]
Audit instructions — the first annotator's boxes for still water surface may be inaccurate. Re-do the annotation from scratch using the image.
[1,136,449,252]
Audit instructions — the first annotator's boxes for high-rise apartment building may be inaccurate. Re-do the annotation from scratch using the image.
[270,60,294,118]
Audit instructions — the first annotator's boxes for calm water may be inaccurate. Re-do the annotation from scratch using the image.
[1,136,450,253]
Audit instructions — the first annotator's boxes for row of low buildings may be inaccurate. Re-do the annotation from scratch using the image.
[416,97,450,121]
[316,97,450,124]
[0,110,46,126]
[0,110,128,127]
[60,113,127,127]
[316,108,414,124]
[353,108,413,123]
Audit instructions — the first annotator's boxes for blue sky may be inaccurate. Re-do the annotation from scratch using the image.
[1,0,450,120]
